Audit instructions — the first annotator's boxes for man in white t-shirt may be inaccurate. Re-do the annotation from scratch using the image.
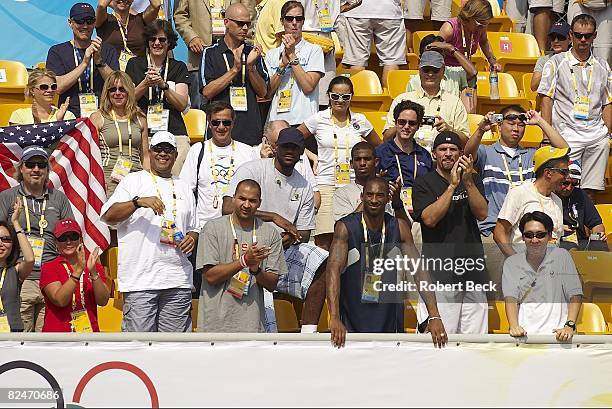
[223,127,328,333]
[494,146,569,257]
[102,131,198,332]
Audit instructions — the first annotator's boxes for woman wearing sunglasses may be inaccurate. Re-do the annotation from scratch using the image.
[90,71,150,197]
[126,19,190,175]
[297,76,379,251]
[9,69,75,126]
[0,199,35,332]
[40,219,108,333]
[502,211,583,341]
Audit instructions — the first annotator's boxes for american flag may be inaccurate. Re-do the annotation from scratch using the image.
[0,118,110,252]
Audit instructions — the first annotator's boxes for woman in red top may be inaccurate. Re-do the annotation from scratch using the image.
[40,219,110,332]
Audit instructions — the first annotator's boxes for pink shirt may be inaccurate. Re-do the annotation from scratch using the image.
[444,18,480,67]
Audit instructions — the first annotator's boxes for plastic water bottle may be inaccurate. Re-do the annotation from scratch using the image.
[172,224,192,257]
[489,68,500,100]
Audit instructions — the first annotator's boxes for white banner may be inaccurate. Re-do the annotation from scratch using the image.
[1,335,612,407]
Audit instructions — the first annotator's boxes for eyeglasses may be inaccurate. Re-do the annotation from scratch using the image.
[73,18,95,25]
[36,83,58,92]
[283,15,305,22]
[474,20,488,27]
[549,34,567,42]
[57,232,81,243]
[422,66,442,74]
[0,236,13,244]
[149,36,168,44]
[211,119,233,127]
[23,161,48,169]
[549,168,570,177]
[523,231,548,239]
[397,119,420,127]
[151,145,177,154]
[229,18,251,28]
[503,114,528,123]
[329,92,352,101]
[572,31,595,40]
[108,86,127,94]
[561,180,579,187]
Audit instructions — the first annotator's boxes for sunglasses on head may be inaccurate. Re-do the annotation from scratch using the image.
[73,18,95,25]
[23,161,48,169]
[152,144,177,154]
[149,36,168,44]
[36,83,58,92]
[108,86,127,94]
[229,18,251,28]
[572,31,595,40]
[57,232,80,243]
[561,180,579,187]
[329,92,352,101]
[523,231,548,239]
[549,168,570,177]
[283,15,305,22]
[397,118,419,127]
[0,236,13,244]
[549,34,567,42]
[211,119,233,127]
[503,114,527,122]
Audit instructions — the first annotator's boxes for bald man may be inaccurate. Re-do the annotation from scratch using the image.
[201,3,269,146]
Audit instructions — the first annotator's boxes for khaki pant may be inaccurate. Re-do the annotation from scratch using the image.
[20,279,45,332]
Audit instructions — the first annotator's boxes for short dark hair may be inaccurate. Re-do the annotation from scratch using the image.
[144,19,178,50]
[500,104,526,116]
[327,75,354,94]
[519,211,554,234]
[206,101,236,120]
[535,155,569,179]
[393,100,425,123]
[351,141,375,159]
[571,14,597,32]
[0,221,19,267]
[280,1,304,18]
[419,34,446,56]
[363,176,389,194]
[235,179,261,198]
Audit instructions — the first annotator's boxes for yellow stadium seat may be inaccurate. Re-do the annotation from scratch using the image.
[412,31,438,56]
[0,60,28,103]
[595,204,612,239]
[576,303,608,334]
[183,108,206,143]
[570,251,612,302]
[97,299,123,332]
[0,103,31,127]
[274,299,300,333]
[317,300,331,333]
[475,72,531,115]
[362,111,388,138]
[519,125,543,148]
[387,70,419,99]
[405,52,419,70]
[485,33,541,86]
[468,113,498,144]
[521,73,538,110]
[341,70,391,112]
[488,301,509,334]
[404,299,418,333]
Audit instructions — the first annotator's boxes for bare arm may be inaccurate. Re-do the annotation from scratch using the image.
[326,221,349,347]
[420,185,455,228]
[266,65,286,98]
[479,33,497,68]
[162,82,189,113]
[493,219,516,257]
[247,65,268,98]
[95,0,110,28]
[56,59,90,94]
[201,66,240,100]
[604,104,611,134]
[202,261,243,286]
[143,0,162,24]
[530,71,542,92]
[382,127,396,141]
[255,271,279,292]
[364,130,381,147]
[540,95,553,125]
[567,295,582,323]
[42,279,79,308]
[14,229,34,282]
[139,115,151,170]
[297,123,313,139]
[464,175,488,221]
[533,113,568,148]
[92,273,110,306]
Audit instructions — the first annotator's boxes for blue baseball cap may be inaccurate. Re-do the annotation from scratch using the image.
[70,2,95,20]
[21,145,49,161]
[277,127,304,148]
[549,22,570,38]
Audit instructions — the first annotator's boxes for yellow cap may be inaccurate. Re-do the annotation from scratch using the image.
[533,146,570,173]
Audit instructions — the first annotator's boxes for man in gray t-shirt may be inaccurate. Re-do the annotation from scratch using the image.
[197,180,286,332]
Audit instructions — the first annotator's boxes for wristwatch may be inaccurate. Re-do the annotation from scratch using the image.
[289,57,300,66]
[132,196,141,209]
[159,82,170,91]
[565,320,576,331]
[95,62,107,68]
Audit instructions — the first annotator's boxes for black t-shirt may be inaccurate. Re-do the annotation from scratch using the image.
[562,187,603,242]
[413,170,488,284]
[202,38,269,146]
[125,55,191,135]
[46,41,119,117]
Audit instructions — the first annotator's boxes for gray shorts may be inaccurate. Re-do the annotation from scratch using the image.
[506,0,565,31]
[403,0,452,21]
[122,288,192,332]
[569,138,610,191]
[341,17,407,67]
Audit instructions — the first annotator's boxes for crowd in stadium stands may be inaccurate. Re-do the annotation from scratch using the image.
[0,0,610,349]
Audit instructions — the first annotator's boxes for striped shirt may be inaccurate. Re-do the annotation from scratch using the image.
[476,142,536,236]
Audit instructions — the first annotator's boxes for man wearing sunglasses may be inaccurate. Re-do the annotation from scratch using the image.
[554,161,607,251]
[102,131,198,332]
[538,14,611,202]
[0,146,75,332]
[46,3,119,117]
[494,146,569,258]
[530,22,571,92]
[201,3,269,146]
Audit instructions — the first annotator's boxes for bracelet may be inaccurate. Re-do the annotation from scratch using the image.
[14,230,24,235]
[239,254,248,268]
[70,274,80,282]
[427,316,441,323]
[90,273,100,282]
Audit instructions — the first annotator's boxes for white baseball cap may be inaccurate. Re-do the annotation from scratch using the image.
[150,131,177,148]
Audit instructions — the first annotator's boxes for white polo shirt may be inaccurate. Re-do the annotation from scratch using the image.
[343,0,403,19]
[502,246,583,334]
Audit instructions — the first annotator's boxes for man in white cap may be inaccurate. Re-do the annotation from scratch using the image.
[102,131,198,332]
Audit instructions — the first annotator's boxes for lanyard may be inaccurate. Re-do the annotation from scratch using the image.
[223,52,246,86]
[394,153,417,187]
[332,110,351,166]
[501,153,523,188]
[229,214,257,260]
[149,171,177,221]
[210,0,224,8]
[209,140,236,194]
[361,214,386,273]
[567,53,594,96]
[313,0,329,10]
[72,44,94,93]
[61,263,85,312]
[460,23,474,61]
[22,195,47,236]
[278,53,296,91]
[147,54,170,103]
[114,12,133,54]
[0,266,6,313]
[111,110,133,157]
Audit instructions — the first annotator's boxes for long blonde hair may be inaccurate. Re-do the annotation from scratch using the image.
[98,71,142,122]
[25,68,57,98]
[459,0,493,24]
